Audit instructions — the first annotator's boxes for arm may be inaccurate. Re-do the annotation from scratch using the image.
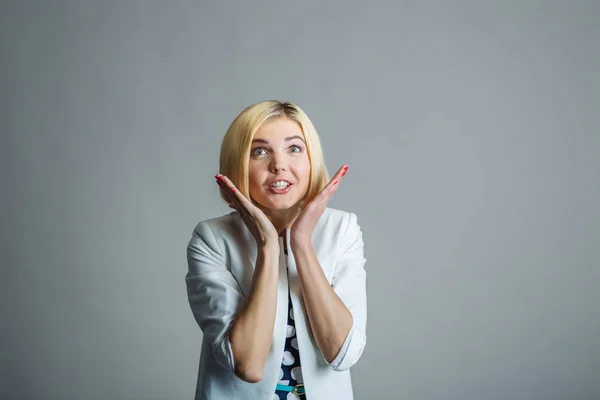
[291,242,353,363]
[228,243,279,382]
[291,212,367,370]
[185,222,280,383]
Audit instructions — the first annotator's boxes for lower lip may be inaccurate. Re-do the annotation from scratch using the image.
[268,184,292,194]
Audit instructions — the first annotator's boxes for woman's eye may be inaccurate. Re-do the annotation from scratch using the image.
[252,146,301,156]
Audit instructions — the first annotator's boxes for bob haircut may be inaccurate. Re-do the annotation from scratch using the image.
[218,100,329,210]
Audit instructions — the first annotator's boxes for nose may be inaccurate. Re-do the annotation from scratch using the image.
[269,152,287,172]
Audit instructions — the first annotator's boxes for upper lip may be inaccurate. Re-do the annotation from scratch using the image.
[268,179,293,187]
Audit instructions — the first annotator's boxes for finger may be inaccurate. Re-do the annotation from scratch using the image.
[219,175,256,209]
[216,175,252,217]
[311,165,347,206]
[215,174,234,194]
[216,175,244,211]
[217,175,243,203]
[328,164,349,193]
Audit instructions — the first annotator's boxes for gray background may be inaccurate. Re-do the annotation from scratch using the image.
[2,1,599,399]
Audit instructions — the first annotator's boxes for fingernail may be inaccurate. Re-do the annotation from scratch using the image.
[230,187,235,192]
[333,180,338,185]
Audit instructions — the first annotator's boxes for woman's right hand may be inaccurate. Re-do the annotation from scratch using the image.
[215,174,280,249]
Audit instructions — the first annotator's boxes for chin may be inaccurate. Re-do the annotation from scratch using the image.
[269,202,295,211]
[262,199,298,211]
[252,192,304,212]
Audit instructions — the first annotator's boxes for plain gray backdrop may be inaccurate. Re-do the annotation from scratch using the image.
[2,1,599,399]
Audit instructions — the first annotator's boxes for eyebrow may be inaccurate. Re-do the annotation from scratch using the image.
[251,135,305,144]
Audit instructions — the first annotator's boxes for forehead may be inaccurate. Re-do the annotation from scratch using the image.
[253,117,304,141]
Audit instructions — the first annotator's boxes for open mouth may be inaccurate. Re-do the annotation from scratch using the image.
[268,183,292,194]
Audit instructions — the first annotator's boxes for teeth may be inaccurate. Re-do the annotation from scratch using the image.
[272,182,290,188]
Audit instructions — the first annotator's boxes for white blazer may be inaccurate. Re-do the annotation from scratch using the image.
[185,207,367,399]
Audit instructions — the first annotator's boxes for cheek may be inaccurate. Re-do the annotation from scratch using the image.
[294,155,310,171]
[300,160,311,179]
[249,177,262,193]
[247,169,261,193]
[297,164,311,189]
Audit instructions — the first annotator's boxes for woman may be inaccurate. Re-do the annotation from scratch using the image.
[185,100,367,399]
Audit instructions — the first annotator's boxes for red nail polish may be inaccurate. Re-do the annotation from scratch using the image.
[230,187,235,192]
[333,180,338,185]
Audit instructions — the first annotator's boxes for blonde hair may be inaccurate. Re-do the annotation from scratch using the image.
[218,100,329,209]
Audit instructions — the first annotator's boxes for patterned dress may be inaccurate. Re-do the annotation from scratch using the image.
[274,245,305,399]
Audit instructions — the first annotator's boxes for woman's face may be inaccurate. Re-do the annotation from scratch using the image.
[248,117,311,212]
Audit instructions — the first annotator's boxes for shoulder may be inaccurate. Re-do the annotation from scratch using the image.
[320,207,361,232]
[315,208,363,253]
[191,212,239,235]
[321,208,365,263]
[187,212,244,250]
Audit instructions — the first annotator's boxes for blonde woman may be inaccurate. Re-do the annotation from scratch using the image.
[185,100,367,399]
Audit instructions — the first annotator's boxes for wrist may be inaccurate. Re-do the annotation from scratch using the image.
[258,241,280,257]
[290,237,312,251]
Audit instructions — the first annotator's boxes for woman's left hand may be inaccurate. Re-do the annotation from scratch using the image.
[290,164,349,245]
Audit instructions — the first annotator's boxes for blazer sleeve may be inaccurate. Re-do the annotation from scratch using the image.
[185,221,245,373]
[327,212,367,371]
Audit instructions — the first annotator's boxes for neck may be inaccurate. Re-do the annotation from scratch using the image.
[258,205,302,236]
